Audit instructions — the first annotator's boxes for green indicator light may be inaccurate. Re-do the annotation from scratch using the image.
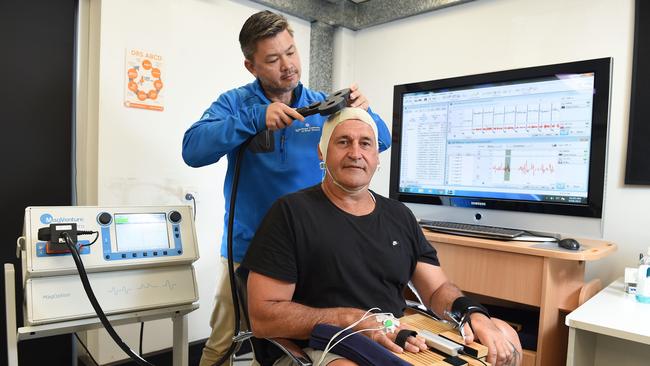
[115,217,129,224]
[384,319,393,327]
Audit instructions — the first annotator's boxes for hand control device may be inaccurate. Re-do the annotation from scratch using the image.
[419,329,463,356]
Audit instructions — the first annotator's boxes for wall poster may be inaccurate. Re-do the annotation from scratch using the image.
[124,48,164,111]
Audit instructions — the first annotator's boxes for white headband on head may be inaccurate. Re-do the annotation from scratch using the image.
[318,107,379,162]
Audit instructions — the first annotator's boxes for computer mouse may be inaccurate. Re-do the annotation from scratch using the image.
[558,238,580,250]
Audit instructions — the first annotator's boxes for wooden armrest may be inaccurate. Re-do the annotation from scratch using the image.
[578,279,602,306]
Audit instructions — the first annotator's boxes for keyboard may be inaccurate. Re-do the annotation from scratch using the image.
[418,220,526,239]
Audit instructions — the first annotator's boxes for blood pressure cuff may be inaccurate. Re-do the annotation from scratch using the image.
[309,324,411,366]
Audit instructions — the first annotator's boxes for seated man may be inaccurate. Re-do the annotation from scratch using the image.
[242,107,522,366]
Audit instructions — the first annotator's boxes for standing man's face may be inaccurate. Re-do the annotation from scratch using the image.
[245,29,301,96]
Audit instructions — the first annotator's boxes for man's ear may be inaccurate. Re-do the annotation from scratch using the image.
[317,145,323,161]
[244,59,256,77]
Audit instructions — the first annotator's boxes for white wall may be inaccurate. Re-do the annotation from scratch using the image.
[81,0,312,362]
[341,0,643,284]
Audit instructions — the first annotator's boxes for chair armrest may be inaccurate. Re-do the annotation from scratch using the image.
[268,338,312,366]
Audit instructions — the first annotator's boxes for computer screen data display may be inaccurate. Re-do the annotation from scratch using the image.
[392,58,611,219]
[399,74,594,205]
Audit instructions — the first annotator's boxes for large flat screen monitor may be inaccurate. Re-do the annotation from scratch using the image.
[390,58,611,237]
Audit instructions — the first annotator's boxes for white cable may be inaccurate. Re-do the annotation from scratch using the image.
[317,309,381,366]
[316,309,395,366]
[327,307,380,346]
[316,326,385,366]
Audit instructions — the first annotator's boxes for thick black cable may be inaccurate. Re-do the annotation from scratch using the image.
[139,322,145,356]
[74,332,100,366]
[62,232,155,366]
[211,137,254,366]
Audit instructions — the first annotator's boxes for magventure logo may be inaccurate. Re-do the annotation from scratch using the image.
[470,201,486,206]
[39,213,84,225]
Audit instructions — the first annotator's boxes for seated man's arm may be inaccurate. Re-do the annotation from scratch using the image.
[247,271,351,339]
[411,262,522,366]
[247,271,425,354]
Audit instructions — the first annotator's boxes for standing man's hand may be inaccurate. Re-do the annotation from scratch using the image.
[462,314,522,366]
[348,83,370,111]
[266,102,304,131]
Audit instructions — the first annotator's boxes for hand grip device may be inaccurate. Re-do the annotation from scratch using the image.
[419,330,463,356]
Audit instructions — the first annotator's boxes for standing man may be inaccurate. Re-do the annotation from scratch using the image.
[182,10,391,366]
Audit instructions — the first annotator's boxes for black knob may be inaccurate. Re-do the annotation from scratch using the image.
[169,211,182,223]
[98,212,112,225]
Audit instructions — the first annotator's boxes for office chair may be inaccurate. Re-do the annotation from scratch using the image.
[234,267,313,366]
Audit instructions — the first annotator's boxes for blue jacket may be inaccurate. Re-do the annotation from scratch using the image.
[182,80,391,262]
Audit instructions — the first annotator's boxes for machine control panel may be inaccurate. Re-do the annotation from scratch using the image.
[22,206,199,278]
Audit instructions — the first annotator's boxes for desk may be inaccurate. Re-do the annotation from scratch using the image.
[566,279,650,366]
[423,231,616,366]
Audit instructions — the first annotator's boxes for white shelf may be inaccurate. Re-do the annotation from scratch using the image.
[566,279,650,345]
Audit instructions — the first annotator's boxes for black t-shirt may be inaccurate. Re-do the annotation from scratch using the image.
[242,184,439,317]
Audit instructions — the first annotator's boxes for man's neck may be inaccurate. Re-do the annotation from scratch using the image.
[262,84,294,105]
[321,179,375,216]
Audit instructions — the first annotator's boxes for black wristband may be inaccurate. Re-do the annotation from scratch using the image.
[394,329,418,348]
[450,296,490,323]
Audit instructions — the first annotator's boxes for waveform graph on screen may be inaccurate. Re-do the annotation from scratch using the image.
[446,141,589,194]
[507,153,559,188]
[447,100,573,140]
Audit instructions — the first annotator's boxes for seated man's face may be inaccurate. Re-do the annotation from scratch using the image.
[325,119,379,191]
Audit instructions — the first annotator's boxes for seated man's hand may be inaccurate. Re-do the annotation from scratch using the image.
[462,313,522,366]
[350,314,427,354]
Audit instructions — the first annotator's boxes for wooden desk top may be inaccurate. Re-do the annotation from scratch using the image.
[423,230,617,261]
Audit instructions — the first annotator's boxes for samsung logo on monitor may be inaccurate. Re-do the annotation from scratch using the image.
[470,201,486,207]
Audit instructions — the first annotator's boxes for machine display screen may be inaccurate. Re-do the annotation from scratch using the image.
[114,213,170,252]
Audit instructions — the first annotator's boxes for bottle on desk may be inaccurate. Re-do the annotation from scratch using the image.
[636,247,650,303]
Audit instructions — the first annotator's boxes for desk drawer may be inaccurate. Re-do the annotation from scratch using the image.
[433,241,543,306]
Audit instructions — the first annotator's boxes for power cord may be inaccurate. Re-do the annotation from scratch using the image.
[185,193,196,221]
[61,232,155,366]
[80,231,99,247]
[74,332,100,366]
[458,349,488,366]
